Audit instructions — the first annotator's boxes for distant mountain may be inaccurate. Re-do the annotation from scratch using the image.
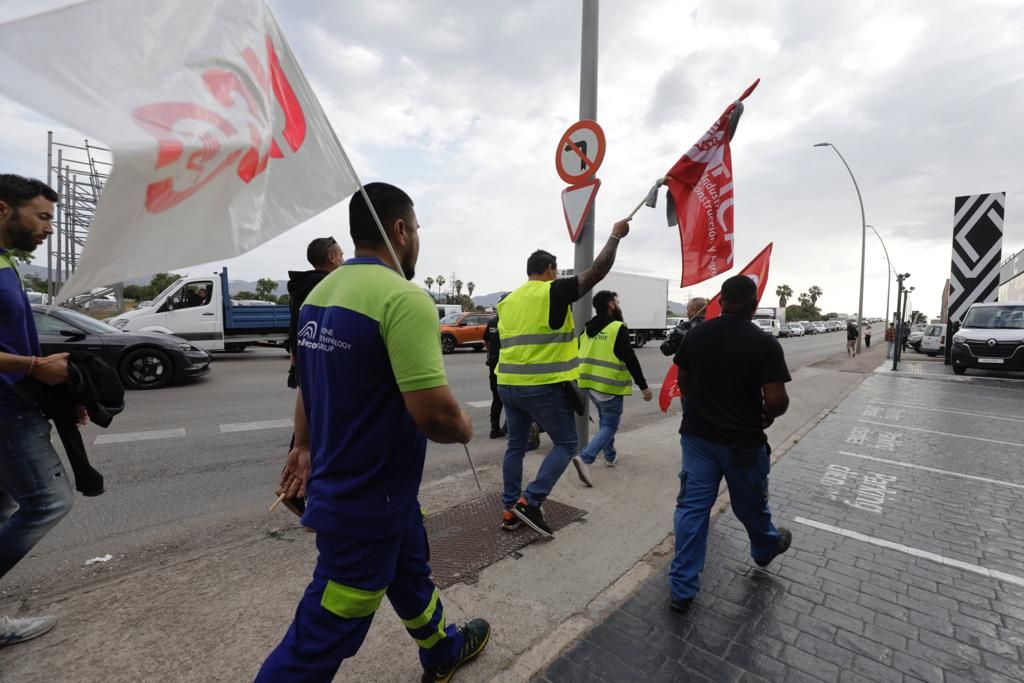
[668,300,687,315]
[472,291,511,307]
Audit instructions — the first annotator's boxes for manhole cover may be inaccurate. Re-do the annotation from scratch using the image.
[425,491,587,588]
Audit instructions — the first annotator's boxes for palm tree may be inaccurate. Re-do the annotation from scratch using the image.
[808,285,823,306]
[424,276,434,300]
[798,292,811,306]
[466,281,475,299]
[776,284,793,308]
[436,275,446,302]
[454,280,463,298]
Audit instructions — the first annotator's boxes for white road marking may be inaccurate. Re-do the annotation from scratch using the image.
[94,428,186,445]
[793,517,1024,588]
[466,400,492,409]
[219,419,293,433]
[838,450,1024,490]
[868,399,1024,424]
[858,419,1024,448]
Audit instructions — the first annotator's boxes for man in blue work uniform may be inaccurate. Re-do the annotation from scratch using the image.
[257,183,489,682]
[669,275,792,611]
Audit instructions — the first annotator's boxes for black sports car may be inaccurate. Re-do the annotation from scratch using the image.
[32,305,211,390]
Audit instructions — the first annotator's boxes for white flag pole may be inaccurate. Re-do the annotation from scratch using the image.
[325,126,404,275]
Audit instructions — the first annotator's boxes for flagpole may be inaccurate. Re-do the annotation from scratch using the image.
[325,126,403,275]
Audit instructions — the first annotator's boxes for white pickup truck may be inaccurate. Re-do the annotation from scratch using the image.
[107,268,289,352]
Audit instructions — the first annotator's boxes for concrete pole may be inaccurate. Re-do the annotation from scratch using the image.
[573,0,599,446]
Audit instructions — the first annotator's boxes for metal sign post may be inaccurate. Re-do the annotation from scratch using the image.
[573,0,599,447]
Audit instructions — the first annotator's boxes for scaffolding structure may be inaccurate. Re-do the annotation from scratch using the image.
[45,131,119,306]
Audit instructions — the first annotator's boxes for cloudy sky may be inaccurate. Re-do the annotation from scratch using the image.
[2,0,1023,319]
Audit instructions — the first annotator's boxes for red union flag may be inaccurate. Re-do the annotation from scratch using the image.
[659,243,774,412]
[664,80,759,287]
[0,0,360,299]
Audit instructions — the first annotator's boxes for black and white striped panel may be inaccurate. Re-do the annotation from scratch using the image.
[949,193,1004,323]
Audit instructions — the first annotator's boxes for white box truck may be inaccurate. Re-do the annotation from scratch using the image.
[592,271,669,348]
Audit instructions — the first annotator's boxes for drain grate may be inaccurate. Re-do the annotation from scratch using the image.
[424,491,587,588]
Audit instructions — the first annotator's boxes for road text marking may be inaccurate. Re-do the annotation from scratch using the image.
[94,428,186,445]
[858,419,1024,448]
[868,399,1024,424]
[839,450,1024,490]
[794,517,1024,588]
[219,419,294,433]
[466,400,492,409]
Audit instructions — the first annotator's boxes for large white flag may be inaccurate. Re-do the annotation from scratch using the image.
[0,0,360,300]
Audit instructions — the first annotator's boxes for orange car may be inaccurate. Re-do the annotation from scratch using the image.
[439,312,495,354]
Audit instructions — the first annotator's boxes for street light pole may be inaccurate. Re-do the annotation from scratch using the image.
[892,273,910,371]
[866,224,893,329]
[815,142,866,354]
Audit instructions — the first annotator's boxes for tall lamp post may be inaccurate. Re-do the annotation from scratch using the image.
[866,224,894,327]
[815,142,866,354]
[892,273,911,370]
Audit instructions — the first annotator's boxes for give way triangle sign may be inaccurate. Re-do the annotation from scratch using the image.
[561,179,601,243]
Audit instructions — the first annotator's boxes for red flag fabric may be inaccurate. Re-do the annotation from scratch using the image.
[658,242,774,412]
[664,79,759,287]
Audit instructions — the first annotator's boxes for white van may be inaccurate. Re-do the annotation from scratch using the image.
[950,302,1024,375]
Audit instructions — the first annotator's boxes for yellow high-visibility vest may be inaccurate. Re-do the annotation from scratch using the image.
[578,320,632,396]
[496,281,578,385]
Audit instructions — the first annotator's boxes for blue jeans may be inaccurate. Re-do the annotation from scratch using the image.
[669,434,781,600]
[498,383,578,510]
[0,410,74,579]
[580,395,623,464]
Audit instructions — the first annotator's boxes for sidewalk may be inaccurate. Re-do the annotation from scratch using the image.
[539,354,1024,682]
[0,345,884,682]
[878,352,1024,387]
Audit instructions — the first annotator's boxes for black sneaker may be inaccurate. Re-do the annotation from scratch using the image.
[421,618,491,683]
[755,527,792,567]
[513,497,553,538]
[669,597,693,613]
[489,427,502,439]
[526,422,541,451]
[500,510,521,531]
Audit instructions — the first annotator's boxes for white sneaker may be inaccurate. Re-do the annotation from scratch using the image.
[0,614,58,647]
[571,456,594,487]
[605,458,617,468]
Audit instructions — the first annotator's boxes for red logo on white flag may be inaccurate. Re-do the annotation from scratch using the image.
[132,35,307,213]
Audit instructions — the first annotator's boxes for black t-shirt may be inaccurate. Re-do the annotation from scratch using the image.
[674,314,791,448]
[549,277,580,329]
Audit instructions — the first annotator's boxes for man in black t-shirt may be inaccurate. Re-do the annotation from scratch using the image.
[668,275,793,611]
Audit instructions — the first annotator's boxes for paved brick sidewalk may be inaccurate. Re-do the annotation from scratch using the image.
[538,371,1024,682]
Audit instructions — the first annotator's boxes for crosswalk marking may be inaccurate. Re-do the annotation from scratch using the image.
[219,419,293,433]
[94,428,186,445]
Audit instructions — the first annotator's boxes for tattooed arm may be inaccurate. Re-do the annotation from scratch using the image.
[576,219,631,296]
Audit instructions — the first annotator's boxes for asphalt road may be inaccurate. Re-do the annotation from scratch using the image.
[3,329,853,594]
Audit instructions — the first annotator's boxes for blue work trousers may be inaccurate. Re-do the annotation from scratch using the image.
[498,383,578,510]
[255,507,462,681]
[669,435,781,600]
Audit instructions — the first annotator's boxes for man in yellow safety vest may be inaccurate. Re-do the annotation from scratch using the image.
[496,219,631,537]
[577,290,653,471]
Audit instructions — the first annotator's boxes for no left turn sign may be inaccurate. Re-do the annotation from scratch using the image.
[555,119,606,185]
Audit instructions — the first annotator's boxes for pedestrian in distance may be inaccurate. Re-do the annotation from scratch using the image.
[577,290,652,472]
[660,297,708,357]
[496,218,632,537]
[259,183,489,683]
[277,236,344,516]
[669,274,792,611]
[863,322,872,348]
[846,319,858,357]
[483,302,505,439]
[0,174,76,647]
[884,322,896,359]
